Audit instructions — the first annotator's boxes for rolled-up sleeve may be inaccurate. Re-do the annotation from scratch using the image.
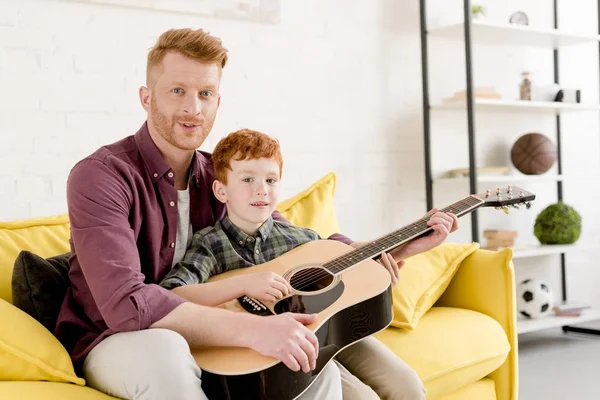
[67,159,186,332]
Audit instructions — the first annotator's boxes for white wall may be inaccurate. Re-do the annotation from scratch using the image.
[0,0,425,242]
[1,0,600,309]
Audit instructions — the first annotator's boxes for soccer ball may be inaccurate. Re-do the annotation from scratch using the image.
[517,279,554,319]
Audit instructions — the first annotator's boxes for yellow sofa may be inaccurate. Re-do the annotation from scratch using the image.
[0,173,518,400]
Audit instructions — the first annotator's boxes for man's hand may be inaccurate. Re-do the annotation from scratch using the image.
[243,272,291,303]
[396,208,458,259]
[248,313,319,372]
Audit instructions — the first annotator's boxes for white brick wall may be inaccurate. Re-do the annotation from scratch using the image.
[0,0,426,241]
[2,0,600,309]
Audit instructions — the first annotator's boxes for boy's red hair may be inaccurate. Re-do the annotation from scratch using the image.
[212,129,283,184]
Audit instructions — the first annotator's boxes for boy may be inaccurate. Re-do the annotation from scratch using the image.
[160,128,400,311]
[161,127,436,399]
[160,128,322,307]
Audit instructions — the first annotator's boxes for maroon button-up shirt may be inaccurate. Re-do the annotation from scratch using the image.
[55,122,351,369]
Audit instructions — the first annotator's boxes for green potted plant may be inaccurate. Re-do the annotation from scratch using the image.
[534,202,582,245]
[471,5,486,19]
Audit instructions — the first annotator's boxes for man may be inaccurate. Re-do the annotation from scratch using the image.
[55,28,457,400]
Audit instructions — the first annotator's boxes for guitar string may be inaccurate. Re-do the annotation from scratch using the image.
[289,198,481,289]
[290,198,482,291]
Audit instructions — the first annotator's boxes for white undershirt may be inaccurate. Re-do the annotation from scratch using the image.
[172,187,193,267]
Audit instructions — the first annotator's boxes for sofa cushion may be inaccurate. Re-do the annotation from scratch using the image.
[436,379,496,400]
[0,214,70,303]
[12,251,71,333]
[0,298,84,385]
[391,242,480,329]
[276,171,341,238]
[0,381,117,399]
[376,307,510,399]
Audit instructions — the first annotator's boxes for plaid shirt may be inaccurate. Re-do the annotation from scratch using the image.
[160,215,320,289]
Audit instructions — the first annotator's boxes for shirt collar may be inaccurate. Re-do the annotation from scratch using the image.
[135,121,204,185]
[220,214,274,245]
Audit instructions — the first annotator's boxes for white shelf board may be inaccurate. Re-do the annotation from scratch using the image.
[431,99,600,114]
[511,244,577,259]
[429,20,600,49]
[434,174,564,184]
[518,309,600,334]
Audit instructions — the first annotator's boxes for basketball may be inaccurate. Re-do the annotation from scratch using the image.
[510,133,557,175]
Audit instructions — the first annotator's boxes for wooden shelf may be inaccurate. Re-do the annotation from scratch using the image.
[511,244,577,259]
[431,99,600,114]
[434,174,564,184]
[518,309,600,334]
[429,20,600,49]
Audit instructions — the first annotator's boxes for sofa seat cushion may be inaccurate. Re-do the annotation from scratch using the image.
[0,214,70,303]
[376,307,509,399]
[436,378,496,400]
[0,381,118,400]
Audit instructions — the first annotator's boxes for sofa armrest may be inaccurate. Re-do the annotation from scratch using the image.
[435,248,518,400]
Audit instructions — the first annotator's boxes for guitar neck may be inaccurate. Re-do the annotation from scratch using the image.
[322,195,484,275]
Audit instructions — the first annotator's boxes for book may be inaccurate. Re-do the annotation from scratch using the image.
[553,303,590,317]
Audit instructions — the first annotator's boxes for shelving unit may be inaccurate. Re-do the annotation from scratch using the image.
[432,98,600,114]
[511,244,577,259]
[518,309,600,334]
[429,19,600,48]
[419,0,600,336]
[435,174,565,183]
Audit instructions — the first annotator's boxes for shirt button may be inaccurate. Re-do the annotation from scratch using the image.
[169,201,175,207]
[170,242,175,248]
[153,173,158,178]
[255,249,259,255]
[246,237,252,242]
[238,240,244,245]
[167,172,174,178]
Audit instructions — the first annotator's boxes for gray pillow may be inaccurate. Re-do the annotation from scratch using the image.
[11,251,71,333]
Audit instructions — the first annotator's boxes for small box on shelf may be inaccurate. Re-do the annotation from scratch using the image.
[483,230,518,250]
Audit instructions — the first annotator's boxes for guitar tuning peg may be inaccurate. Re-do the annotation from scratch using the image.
[485,190,491,197]
[503,206,509,215]
[512,204,520,210]
[525,202,532,209]
[507,185,512,194]
[496,187,501,195]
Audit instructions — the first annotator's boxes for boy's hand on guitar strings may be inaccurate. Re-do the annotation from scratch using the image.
[249,313,319,373]
[378,252,404,288]
[243,272,291,303]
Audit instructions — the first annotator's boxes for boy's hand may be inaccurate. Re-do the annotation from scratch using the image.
[243,272,291,303]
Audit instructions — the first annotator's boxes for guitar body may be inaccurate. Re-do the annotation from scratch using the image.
[193,240,393,400]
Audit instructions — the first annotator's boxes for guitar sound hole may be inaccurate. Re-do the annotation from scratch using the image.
[289,267,334,292]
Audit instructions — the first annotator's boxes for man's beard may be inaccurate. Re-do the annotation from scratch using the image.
[150,99,212,151]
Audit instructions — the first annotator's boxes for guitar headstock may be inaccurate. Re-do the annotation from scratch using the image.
[474,186,536,212]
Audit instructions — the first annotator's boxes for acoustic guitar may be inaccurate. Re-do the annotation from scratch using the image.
[195,186,536,400]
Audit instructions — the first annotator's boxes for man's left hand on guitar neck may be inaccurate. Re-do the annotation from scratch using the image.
[350,209,458,288]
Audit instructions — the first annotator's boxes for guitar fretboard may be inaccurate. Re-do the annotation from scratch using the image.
[323,195,483,275]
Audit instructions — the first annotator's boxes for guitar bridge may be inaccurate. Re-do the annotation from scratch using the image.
[237,295,274,316]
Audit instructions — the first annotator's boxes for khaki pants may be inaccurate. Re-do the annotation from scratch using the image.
[83,328,342,400]
[336,336,426,400]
